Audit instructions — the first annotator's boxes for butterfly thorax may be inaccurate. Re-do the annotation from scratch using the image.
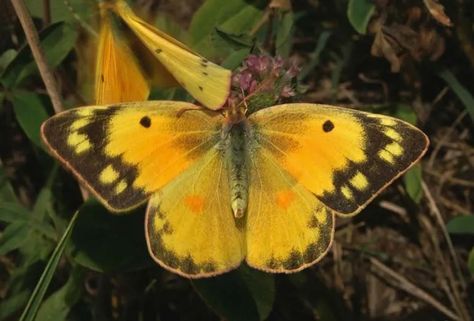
[224,121,250,218]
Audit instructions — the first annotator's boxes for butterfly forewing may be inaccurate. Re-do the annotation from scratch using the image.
[249,103,429,216]
[95,11,150,104]
[114,1,231,110]
[41,101,222,212]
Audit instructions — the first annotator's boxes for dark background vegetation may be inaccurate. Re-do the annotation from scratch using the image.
[0,0,473,320]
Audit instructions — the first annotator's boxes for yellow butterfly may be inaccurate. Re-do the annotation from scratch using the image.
[95,3,150,104]
[41,101,429,278]
[103,0,231,110]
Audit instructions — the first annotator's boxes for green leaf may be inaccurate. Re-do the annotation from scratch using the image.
[193,265,275,321]
[347,0,375,34]
[468,247,474,275]
[11,91,50,148]
[0,49,17,74]
[275,11,294,57]
[299,31,331,80]
[0,290,30,320]
[35,266,84,321]
[0,164,18,203]
[25,0,93,26]
[403,165,423,203]
[239,266,275,320]
[0,222,30,255]
[0,202,30,223]
[0,199,56,242]
[446,215,474,235]
[437,68,474,121]
[215,28,255,48]
[68,200,152,272]
[190,0,265,58]
[19,210,80,321]
[222,48,251,69]
[218,5,264,36]
[394,104,417,124]
[1,22,77,88]
[190,0,249,45]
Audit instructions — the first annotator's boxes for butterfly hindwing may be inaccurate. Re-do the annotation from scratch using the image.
[114,0,231,110]
[245,145,334,272]
[249,103,429,216]
[41,102,222,211]
[146,149,245,278]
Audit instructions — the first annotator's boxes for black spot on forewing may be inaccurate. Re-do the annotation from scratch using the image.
[317,113,428,214]
[140,116,151,128]
[155,48,162,54]
[322,120,334,132]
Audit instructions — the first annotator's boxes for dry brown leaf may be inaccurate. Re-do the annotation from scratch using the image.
[423,0,453,27]
[419,27,446,61]
[383,23,420,58]
[370,22,423,72]
[371,28,401,72]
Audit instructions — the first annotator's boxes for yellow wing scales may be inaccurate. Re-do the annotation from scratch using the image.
[245,146,335,272]
[41,101,222,211]
[95,10,150,104]
[113,1,231,110]
[249,103,429,216]
[146,149,245,277]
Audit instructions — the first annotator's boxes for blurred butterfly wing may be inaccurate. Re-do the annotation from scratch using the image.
[248,103,429,216]
[245,144,334,272]
[114,0,231,110]
[41,101,222,211]
[146,148,245,278]
[95,11,150,104]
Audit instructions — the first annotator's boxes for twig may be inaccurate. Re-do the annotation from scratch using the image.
[11,0,64,114]
[425,168,474,188]
[370,257,460,321]
[439,196,472,216]
[428,110,468,169]
[378,200,408,217]
[43,0,50,25]
[12,0,89,200]
[418,214,467,320]
[422,181,467,292]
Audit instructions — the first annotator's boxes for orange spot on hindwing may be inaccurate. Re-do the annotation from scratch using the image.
[275,190,295,210]
[184,195,205,214]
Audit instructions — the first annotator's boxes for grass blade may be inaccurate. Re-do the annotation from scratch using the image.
[19,210,80,321]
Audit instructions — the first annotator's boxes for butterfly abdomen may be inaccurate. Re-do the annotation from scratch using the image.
[226,123,249,218]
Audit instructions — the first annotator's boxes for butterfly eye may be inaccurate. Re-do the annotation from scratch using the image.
[140,116,151,128]
[322,120,334,132]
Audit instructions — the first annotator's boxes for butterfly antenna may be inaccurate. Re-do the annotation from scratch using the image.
[240,87,249,114]
[176,105,222,118]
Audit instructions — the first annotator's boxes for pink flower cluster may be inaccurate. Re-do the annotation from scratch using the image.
[228,55,300,108]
